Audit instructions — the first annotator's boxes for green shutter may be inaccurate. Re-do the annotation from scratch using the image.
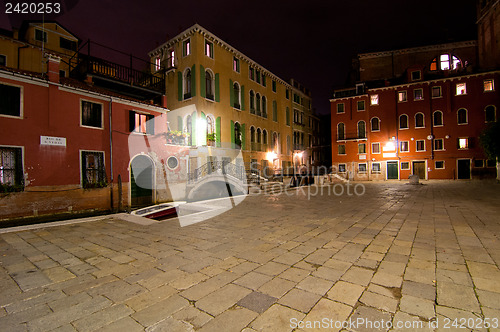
[200,112,207,146]
[230,120,235,147]
[215,73,220,102]
[240,85,245,111]
[200,65,206,98]
[191,65,196,97]
[177,72,183,101]
[177,116,183,131]
[241,123,246,150]
[191,111,197,146]
[273,101,277,121]
[229,79,234,107]
[216,116,221,147]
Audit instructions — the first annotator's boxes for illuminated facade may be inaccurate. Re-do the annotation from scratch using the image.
[149,25,301,175]
[330,39,499,181]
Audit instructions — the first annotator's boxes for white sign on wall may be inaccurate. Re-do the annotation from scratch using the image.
[40,136,67,147]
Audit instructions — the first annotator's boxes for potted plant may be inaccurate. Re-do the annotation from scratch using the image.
[165,131,189,145]
[207,133,216,146]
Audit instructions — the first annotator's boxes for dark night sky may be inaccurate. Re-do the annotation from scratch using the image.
[1,0,478,114]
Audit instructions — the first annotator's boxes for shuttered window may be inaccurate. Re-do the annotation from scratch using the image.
[0,147,23,189]
[129,111,154,135]
[81,100,102,128]
[81,151,107,188]
[0,83,21,117]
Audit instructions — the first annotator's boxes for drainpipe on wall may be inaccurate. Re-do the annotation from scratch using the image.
[395,89,400,179]
[109,98,114,212]
[429,86,434,161]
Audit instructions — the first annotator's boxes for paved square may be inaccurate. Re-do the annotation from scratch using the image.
[1,181,500,331]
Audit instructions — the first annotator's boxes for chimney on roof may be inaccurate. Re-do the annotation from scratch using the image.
[46,53,60,83]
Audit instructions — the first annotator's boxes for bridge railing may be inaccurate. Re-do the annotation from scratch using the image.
[187,161,246,184]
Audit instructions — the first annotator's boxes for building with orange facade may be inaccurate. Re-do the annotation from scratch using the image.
[330,1,499,181]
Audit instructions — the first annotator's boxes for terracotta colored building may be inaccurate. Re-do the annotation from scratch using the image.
[331,8,500,181]
[0,23,191,223]
[331,67,498,181]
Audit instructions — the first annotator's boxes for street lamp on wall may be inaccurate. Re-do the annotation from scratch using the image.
[266,151,277,161]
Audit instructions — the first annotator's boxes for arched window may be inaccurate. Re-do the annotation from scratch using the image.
[399,114,409,129]
[287,135,291,154]
[250,126,255,150]
[337,123,345,140]
[184,69,192,99]
[257,128,261,144]
[457,108,468,124]
[262,96,267,118]
[234,122,242,147]
[205,70,214,100]
[273,132,280,153]
[357,121,366,138]
[233,82,240,109]
[262,129,268,145]
[256,93,261,115]
[433,111,443,126]
[430,54,462,71]
[249,90,255,113]
[415,113,425,128]
[485,105,496,123]
[371,117,380,131]
[206,115,215,135]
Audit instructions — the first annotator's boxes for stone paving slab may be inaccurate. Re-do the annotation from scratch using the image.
[1,182,500,331]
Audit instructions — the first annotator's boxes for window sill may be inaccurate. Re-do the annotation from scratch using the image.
[80,125,104,130]
[0,114,23,119]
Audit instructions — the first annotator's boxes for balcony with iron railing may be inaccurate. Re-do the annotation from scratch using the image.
[69,40,165,101]
[336,131,367,141]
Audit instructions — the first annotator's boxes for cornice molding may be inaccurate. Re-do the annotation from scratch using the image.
[359,40,477,60]
[148,24,293,89]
